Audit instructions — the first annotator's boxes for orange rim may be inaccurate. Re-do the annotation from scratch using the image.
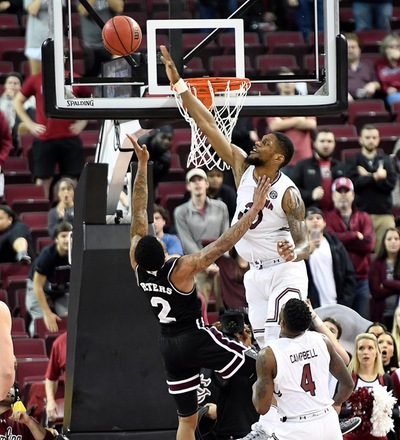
[183,77,250,108]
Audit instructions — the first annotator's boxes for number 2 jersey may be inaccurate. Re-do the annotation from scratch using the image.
[231,166,296,262]
[135,257,202,335]
[268,331,334,418]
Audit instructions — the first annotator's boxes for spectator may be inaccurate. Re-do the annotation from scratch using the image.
[369,227,400,328]
[292,128,346,210]
[77,0,124,77]
[45,332,66,424]
[266,67,317,177]
[346,33,381,102]
[47,177,75,239]
[305,206,356,309]
[367,322,389,338]
[205,167,237,221]
[346,124,396,252]
[0,302,14,400]
[376,33,400,107]
[0,394,56,439]
[0,110,13,198]
[26,221,72,336]
[325,177,375,320]
[153,203,183,257]
[343,332,397,440]
[137,125,173,190]
[23,0,49,75]
[287,0,323,41]
[174,168,229,309]
[352,0,393,32]
[0,205,35,263]
[14,72,90,199]
[378,331,399,374]
[215,247,249,309]
[0,72,36,150]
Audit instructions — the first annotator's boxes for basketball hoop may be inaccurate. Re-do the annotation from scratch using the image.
[173,77,251,170]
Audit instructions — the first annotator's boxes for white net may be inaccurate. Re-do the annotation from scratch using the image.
[174,78,250,170]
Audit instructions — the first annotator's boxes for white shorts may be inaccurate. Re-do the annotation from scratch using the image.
[244,260,308,347]
[273,407,341,440]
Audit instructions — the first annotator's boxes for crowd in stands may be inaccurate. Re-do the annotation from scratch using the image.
[5,0,400,438]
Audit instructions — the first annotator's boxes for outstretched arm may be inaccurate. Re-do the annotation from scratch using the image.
[171,176,270,291]
[128,134,150,269]
[160,45,247,183]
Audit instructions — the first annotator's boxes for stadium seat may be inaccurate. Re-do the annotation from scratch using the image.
[13,338,47,358]
[183,57,208,78]
[254,54,299,77]
[208,54,256,78]
[19,212,50,251]
[15,358,49,400]
[156,181,187,207]
[356,29,387,53]
[4,184,50,214]
[218,31,263,57]
[2,157,31,185]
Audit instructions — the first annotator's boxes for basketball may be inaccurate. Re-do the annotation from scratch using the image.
[102,16,142,56]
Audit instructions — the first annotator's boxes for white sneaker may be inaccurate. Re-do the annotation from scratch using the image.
[236,423,271,440]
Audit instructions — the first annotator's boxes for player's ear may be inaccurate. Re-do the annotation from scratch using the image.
[274,154,284,165]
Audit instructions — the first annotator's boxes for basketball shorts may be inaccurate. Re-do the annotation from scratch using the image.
[244,260,308,348]
[159,324,256,417]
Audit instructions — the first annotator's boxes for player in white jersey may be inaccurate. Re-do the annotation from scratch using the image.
[253,298,354,440]
[160,45,310,438]
[160,45,310,351]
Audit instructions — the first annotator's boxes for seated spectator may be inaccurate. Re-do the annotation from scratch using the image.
[0,72,36,149]
[45,332,66,425]
[153,204,183,257]
[26,221,72,336]
[305,207,356,309]
[0,205,35,263]
[346,33,381,102]
[47,177,75,238]
[378,331,399,374]
[369,227,400,329]
[292,128,345,210]
[0,385,57,439]
[266,67,317,177]
[376,33,400,106]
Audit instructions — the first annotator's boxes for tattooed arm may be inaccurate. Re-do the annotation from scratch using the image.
[128,134,150,270]
[278,186,310,262]
[252,347,276,415]
[170,177,270,292]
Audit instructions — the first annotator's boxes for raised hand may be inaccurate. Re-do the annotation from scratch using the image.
[127,134,149,164]
[159,45,181,84]
[252,176,270,213]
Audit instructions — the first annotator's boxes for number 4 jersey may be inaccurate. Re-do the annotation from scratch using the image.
[135,257,202,335]
[268,331,334,418]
